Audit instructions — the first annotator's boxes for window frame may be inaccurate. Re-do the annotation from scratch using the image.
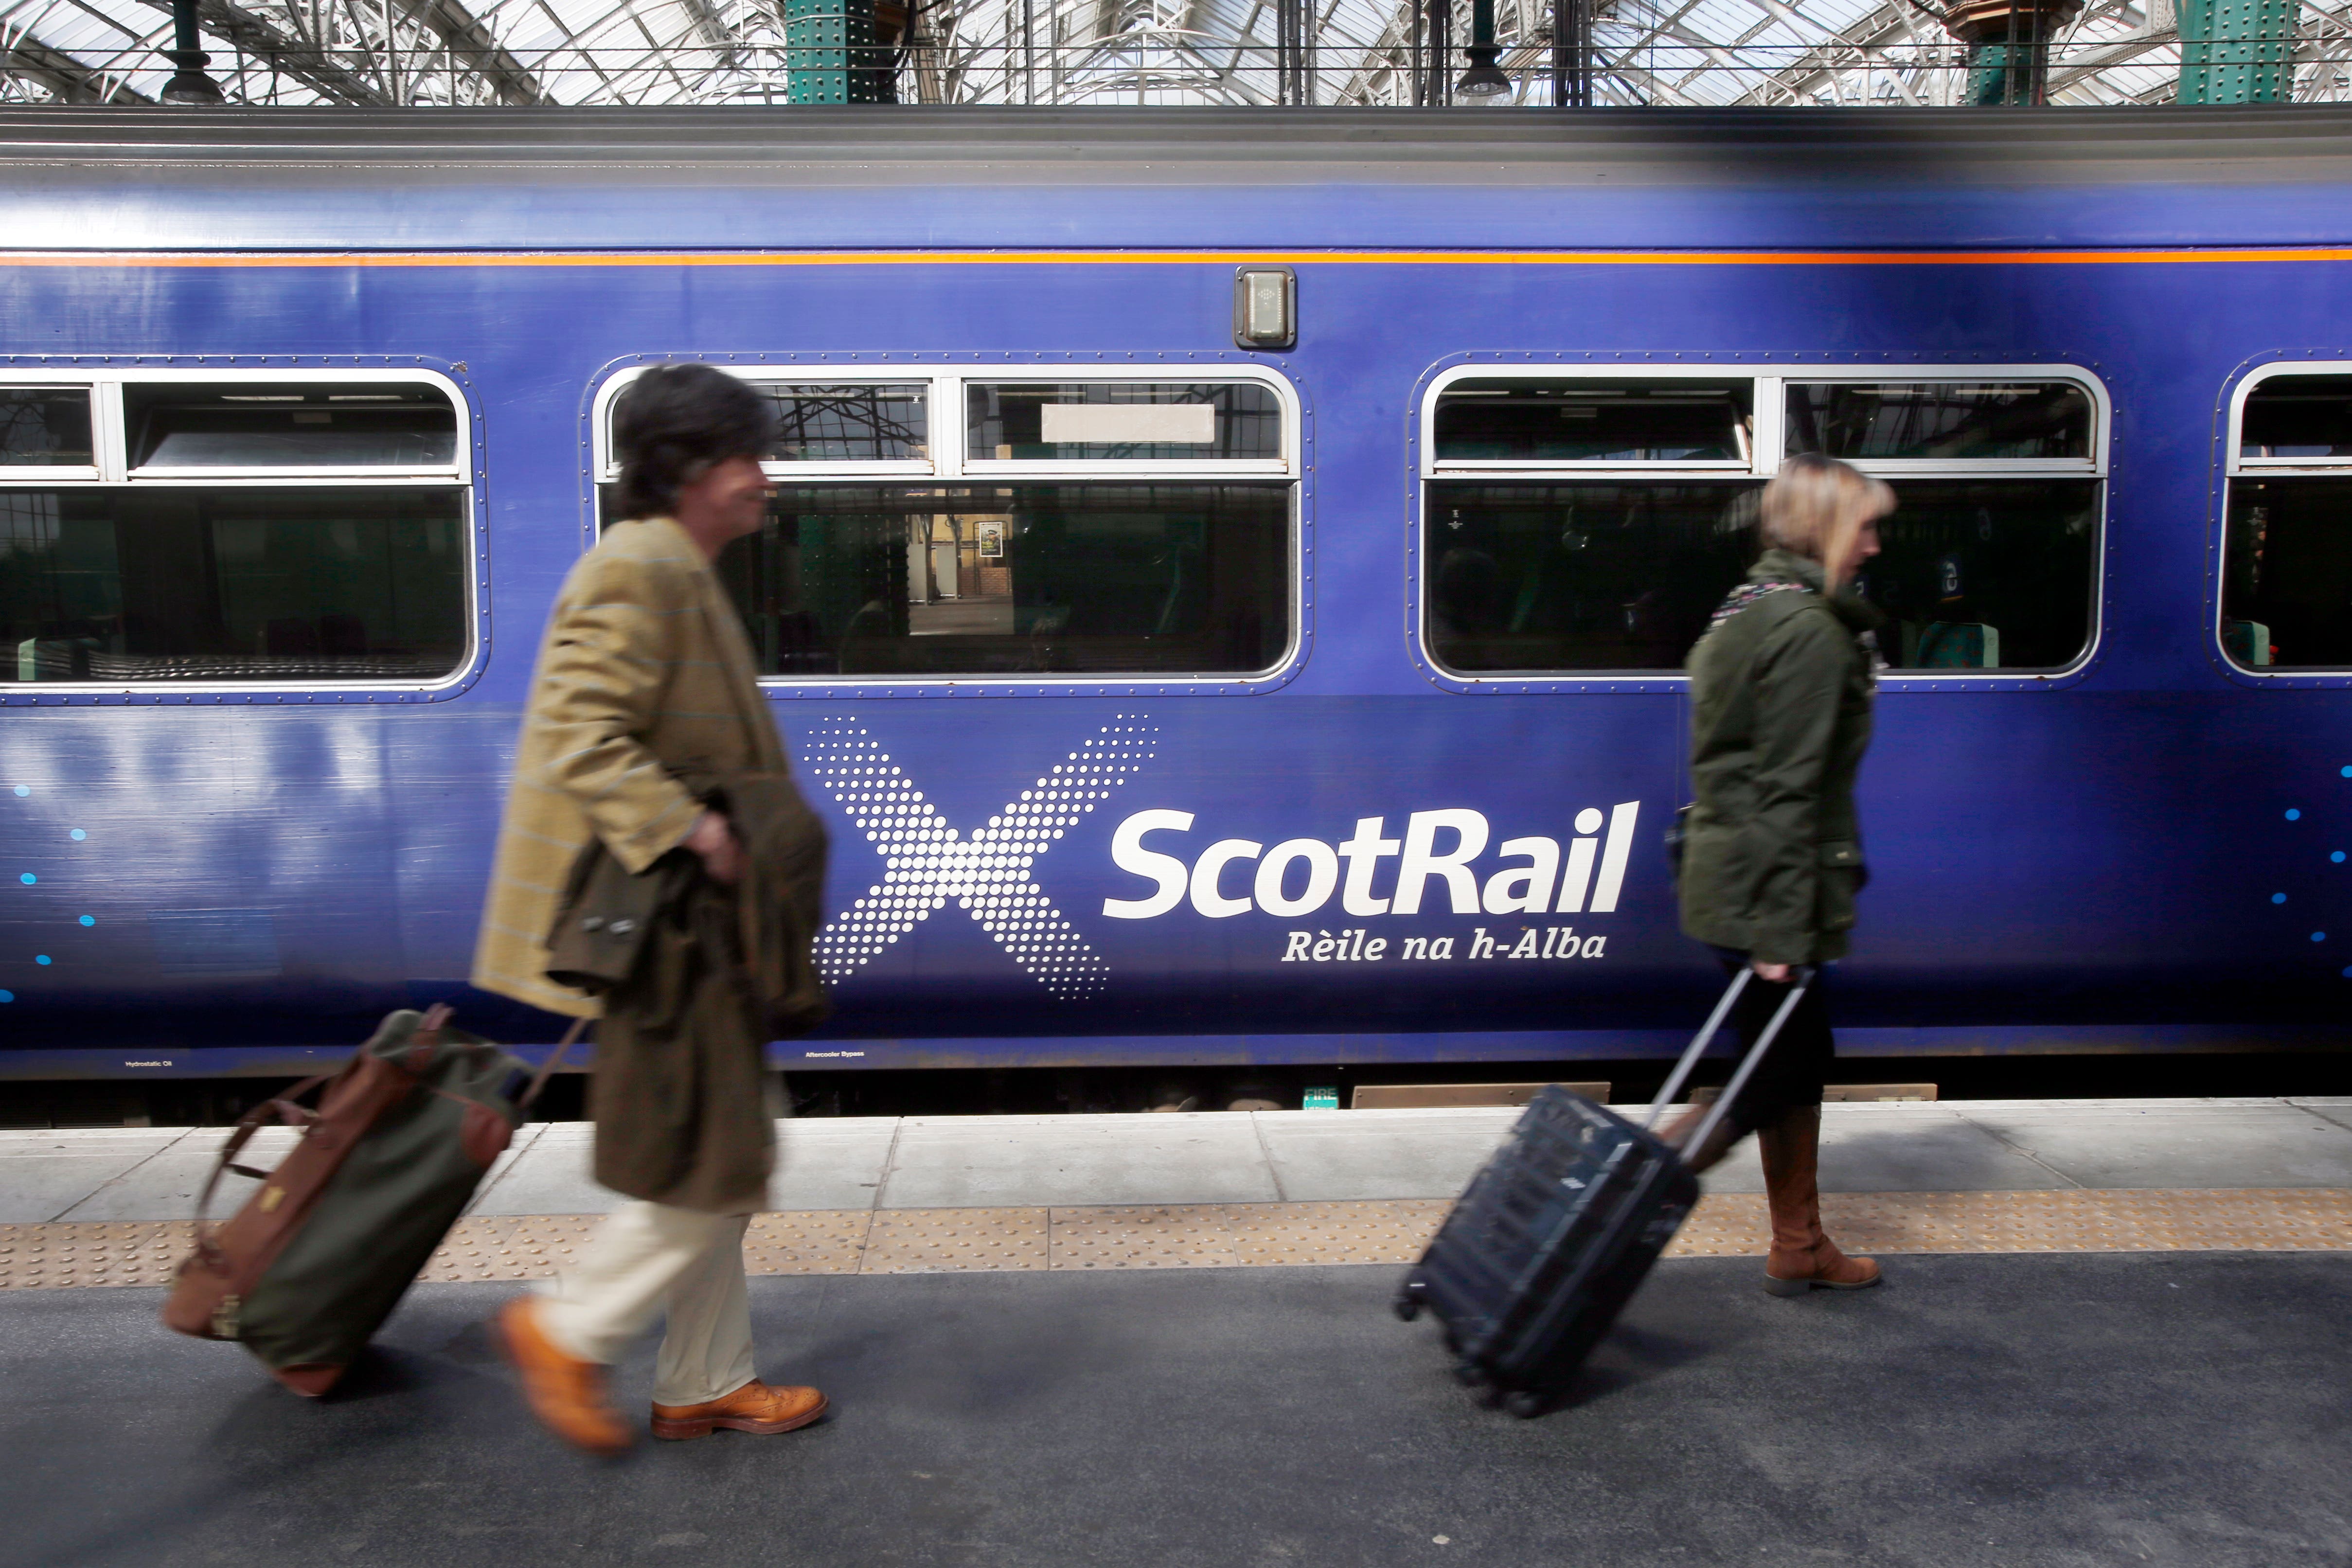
[0,384,101,482]
[2215,359,2352,680]
[1421,363,1772,481]
[0,363,481,698]
[588,359,1306,694]
[1779,374,2106,477]
[2226,361,2352,479]
[0,367,472,487]
[593,365,1300,485]
[1411,359,2110,692]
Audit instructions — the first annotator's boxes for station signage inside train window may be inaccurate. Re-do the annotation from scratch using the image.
[753,383,928,464]
[1784,381,2091,463]
[965,382,1282,463]
[2237,374,2352,461]
[0,388,94,468]
[1432,378,1753,465]
[125,383,460,472]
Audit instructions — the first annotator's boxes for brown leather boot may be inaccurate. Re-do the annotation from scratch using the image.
[492,1297,632,1456]
[1660,1097,1741,1174]
[1757,1104,1880,1296]
[651,1381,829,1441]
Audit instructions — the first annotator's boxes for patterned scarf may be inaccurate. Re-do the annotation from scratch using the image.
[1706,578,1812,633]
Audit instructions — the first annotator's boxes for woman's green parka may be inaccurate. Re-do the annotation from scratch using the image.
[1678,548,1878,967]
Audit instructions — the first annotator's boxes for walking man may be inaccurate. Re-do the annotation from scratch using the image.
[473,363,826,1454]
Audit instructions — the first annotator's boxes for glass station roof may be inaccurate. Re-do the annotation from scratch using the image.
[0,0,2346,107]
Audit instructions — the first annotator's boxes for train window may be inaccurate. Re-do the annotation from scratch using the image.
[2238,375,2352,461]
[1425,479,2099,674]
[0,488,468,683]
[965,382,1283,463]
[2222,371,2352,670]
[1432,379,1753,465]
[600,481,1290,678]
[1,389,94,468]
[594,365,1298,683]
[0,371,474,687]
[125,383,459,473]
[1425,483,1759,671]
[1853,481,2100,670]
[1786,381,2092,463]
[1421,368,2105,678]
[2218,480,2352,669]
[759,383,927,463]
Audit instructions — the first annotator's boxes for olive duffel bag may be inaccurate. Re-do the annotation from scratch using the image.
[161,1005,578,1396]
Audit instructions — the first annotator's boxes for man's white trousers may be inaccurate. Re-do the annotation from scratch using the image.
[536,1199,756,1408]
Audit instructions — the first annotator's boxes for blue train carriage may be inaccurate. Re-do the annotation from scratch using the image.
[2,107,2351,1078]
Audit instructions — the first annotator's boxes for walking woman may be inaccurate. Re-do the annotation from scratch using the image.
[1670,452,1893,1296]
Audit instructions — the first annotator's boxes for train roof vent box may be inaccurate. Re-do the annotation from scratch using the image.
[127,382,458,473]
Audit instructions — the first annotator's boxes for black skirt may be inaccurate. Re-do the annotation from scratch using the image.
[1709,949,1835,1136]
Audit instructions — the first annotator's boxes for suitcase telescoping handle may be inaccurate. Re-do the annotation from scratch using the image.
[1641,966,1815,1156]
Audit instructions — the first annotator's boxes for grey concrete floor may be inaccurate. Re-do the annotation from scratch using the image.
[4,1254,2347,1568]
[11,1098,2352,1224]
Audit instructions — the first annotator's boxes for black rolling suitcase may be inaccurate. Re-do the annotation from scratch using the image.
[1394,966,1811,1417]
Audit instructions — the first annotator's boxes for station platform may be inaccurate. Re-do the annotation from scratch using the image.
[6,1097,2351,1283]
[3,1099,2349,1566]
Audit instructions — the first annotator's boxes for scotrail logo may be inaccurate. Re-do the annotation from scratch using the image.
[804,711,1641,999]
[1101,801,1641,963]
[803,715,1159,999]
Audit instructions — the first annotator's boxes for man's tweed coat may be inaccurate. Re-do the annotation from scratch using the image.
[472,516,788,1020]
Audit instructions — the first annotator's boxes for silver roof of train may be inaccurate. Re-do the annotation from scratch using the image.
[1,105,2350,175]
[0,106,2347,251]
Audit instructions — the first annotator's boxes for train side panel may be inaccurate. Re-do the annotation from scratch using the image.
[4,160,2352,1071]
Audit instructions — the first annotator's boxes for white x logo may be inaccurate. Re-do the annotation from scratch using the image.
[802,715,1159,999]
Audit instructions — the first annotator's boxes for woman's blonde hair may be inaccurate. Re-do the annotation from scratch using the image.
[1760,453,1895,583]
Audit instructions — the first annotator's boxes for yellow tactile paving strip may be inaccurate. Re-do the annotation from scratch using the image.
[4,1190,2351,1289]
[0,1221,195,1290]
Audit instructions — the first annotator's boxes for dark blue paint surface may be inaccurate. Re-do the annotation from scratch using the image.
[6,156,2352,1072]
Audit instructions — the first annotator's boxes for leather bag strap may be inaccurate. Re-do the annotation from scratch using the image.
[188,1004,448,1262]
[191,1070,334,1267]
[519,1016,589,1112]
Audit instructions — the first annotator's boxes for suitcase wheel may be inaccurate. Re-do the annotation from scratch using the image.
[1392,1296,1421,1323]
[1504,1390,1548,1420]
[1452,1360,1490,1390]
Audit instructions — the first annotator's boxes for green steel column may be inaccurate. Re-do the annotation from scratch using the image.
[2178,0,2297,103]
[1944,0,2079,106]
[1964,44,2032,104]
[786,0,897,104]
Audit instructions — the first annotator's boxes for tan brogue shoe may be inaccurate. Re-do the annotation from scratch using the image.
[492,1297,631,1457]
[650,1381,829,1441]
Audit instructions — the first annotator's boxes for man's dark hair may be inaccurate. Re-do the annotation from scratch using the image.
[612,363,776,521]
